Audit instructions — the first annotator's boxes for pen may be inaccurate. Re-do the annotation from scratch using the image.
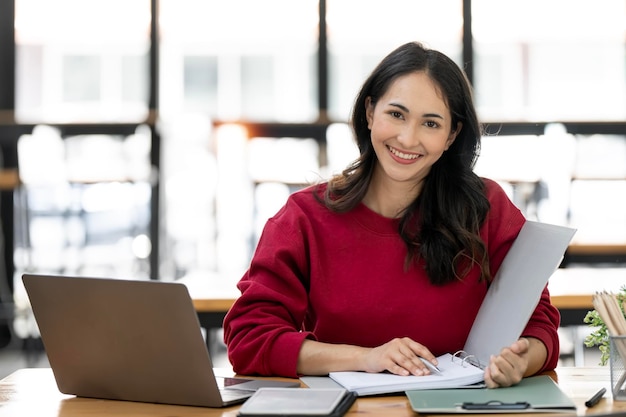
[419,357,442,375]
[585,387,606,408]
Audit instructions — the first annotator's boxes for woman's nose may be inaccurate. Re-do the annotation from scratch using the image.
[397,124,419,147]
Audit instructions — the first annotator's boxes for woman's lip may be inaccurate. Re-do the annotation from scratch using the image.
[387,145,422,163]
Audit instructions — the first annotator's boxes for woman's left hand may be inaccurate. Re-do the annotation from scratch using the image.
[483,338,530,388]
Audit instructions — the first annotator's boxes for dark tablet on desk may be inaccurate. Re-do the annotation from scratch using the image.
[238,388,356,416]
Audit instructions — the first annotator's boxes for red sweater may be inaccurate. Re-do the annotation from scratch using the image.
[223,178,560,377]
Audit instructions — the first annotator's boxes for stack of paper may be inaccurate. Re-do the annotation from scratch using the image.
[328,353,484,396]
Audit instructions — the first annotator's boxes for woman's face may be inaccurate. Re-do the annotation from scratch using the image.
[365,71,460,188]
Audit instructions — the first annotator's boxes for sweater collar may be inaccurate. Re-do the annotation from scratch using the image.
[351,202,401,236]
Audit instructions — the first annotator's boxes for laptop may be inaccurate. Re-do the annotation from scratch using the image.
[22,274,299,408]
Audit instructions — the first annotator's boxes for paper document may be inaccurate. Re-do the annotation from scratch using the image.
[328,353,484,396]
[463,220,576,368]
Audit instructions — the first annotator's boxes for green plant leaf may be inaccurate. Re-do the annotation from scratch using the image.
[584,286,626,366]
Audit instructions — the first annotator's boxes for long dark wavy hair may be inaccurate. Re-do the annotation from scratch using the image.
[321,42,491,285]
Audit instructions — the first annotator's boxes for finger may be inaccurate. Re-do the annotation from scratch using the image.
[402,341,440,373]
[483,365,499,389]
[488,362,506,385]
[386,353,427,376]
[509,338,529,354]
[404,339,438,364]
[488,354,522,387]
[493,353,516,375]
[498,345,524,367]
[391,342,435,376]
[498,347,526,376]
[387,362,411,376]
[394,349,429,376]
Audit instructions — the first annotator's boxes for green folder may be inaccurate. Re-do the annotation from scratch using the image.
[406,376,577,413]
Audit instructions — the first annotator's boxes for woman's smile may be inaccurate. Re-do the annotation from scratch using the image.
[387,144,422,163]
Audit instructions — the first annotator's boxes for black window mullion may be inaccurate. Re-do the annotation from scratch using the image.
[462,0,473,85]
[0,0,16,291]
[0,0,14,112]
[318,0,328,121]
[148,0,160,280]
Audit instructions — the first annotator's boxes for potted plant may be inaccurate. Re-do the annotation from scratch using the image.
[584,287,626,366]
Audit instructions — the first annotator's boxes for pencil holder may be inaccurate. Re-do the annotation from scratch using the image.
[610,336,626,400]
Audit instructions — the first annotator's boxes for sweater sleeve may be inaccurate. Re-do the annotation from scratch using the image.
[521,285,561,372]
[223,198,315,377]
[483,179,561,373]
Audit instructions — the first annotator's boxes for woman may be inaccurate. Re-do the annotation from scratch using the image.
[223,42,560,388]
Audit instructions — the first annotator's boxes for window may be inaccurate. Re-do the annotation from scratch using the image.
[326,0,463,121]
[159,0,319,122]
[183,55,218,114]
[62,55,101,102]
[6,0,626,283]
[15,0,151,123]
[473,0,626,121]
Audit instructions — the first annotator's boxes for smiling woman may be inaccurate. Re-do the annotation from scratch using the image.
[363,72,460,217]
[223,42,561,390]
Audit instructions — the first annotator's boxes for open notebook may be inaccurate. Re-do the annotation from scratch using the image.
[328,221,576,396]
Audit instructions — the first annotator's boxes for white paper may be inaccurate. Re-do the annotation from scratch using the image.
[463,220,576,367]
[328,353,484,396]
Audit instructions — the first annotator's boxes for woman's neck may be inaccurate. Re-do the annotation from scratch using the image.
[362,170,422,218]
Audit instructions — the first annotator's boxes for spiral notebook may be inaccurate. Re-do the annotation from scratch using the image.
[328,221,576,396]
[328,352,485,396]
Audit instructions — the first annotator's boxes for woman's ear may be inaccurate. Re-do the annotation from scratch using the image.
[445,122,462,150]
[365,97,374,129]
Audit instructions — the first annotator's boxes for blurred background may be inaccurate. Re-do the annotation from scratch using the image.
[0,0,624,370]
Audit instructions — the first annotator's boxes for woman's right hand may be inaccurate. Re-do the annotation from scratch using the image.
[297,338,437,376]
[362,337,438,376]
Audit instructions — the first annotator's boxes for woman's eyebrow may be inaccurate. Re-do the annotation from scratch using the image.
[388,103,445,120]
[423,113,444,120]
[388,102,410,113]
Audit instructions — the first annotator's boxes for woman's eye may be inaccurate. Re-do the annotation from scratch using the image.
[425,120,439,128]
[389,111,403,119]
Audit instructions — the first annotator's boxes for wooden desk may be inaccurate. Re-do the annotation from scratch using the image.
[0,366,624,416]
[568,244,626,257]
[565,243,626,265]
